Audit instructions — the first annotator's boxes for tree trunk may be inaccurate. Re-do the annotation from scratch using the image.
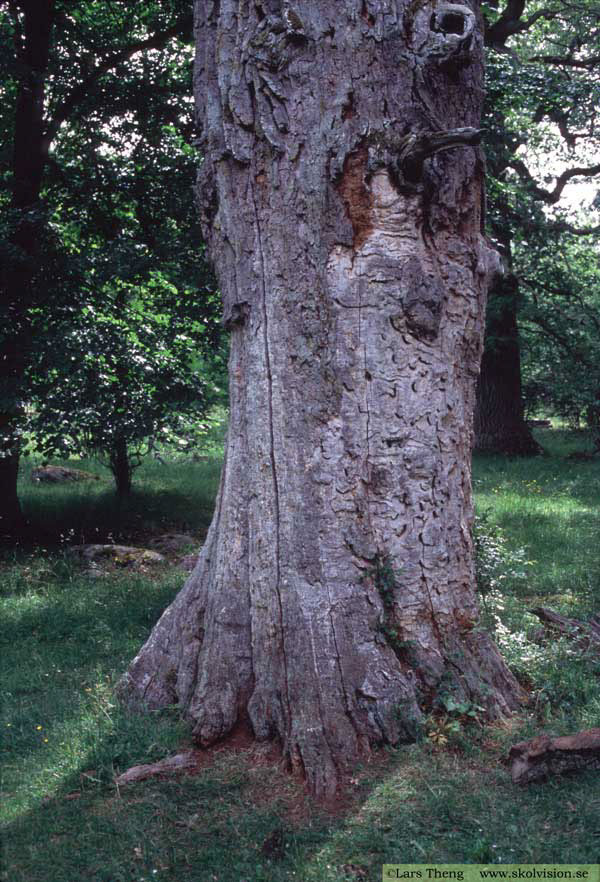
[474,271,541,456]
[0,0,55,539]
[120,0,522,797]
[585,390,600,453]
[110,438,132,497]
[0,449,24,543]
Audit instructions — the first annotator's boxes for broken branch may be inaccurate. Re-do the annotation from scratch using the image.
[509,728,600,784]
[398,127,482,182]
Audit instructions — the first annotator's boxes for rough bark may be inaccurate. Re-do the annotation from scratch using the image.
[474,271,541,456]
[120,0,522,797]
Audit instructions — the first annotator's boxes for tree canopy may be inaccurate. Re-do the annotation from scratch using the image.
[0,0,225,507]
[478,0,600,450]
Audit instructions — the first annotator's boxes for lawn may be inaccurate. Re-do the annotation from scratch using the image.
[1,427,599,881]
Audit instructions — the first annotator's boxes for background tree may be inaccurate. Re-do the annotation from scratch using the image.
[121,0,522,798]
[475,0,600,454]
[29,275,218,495]
[520,231,600,449]
[0,0,55,537]
[0,0,222,527]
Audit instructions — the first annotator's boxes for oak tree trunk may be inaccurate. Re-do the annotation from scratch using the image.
[121,0,522,797]
[474,270,540,456]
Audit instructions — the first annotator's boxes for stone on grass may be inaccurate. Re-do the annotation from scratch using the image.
[31,465,100,483]
[69,544,165,567]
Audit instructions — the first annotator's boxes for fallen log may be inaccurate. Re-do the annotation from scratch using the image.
[530,606,600,654]
[508,728,600,784]
[115,751,200,785]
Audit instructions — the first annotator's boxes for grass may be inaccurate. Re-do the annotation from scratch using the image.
[1,426,599,881]
[474,428,600,612]
[17,455,223,545]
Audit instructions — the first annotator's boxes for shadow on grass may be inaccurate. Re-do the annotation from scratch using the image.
[16,457,223,546]
[1,564,182,769]
[3,727,600,882]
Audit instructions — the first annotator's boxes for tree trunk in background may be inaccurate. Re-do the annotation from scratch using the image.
[474,271,540,456]
[110,438,133,497]
[0,1,55,540]
[0,450,23,542]
[121,0,522,796]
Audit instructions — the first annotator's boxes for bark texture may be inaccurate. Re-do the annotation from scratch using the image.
[121,0,522,796]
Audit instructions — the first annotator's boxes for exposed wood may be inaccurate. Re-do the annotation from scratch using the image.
[530,607,600,654]
[509,728,600,784]
[397,127,482,184]
[115,751,200,785]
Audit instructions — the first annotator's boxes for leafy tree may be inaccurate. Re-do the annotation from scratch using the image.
[475,0,600,454]
[0,0,222,523]
[29,276,219,494]
[519,231,600,449]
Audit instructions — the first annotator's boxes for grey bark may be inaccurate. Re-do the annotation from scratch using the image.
[120,0,522,797]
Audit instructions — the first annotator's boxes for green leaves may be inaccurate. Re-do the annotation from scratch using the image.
[0,0,225,489]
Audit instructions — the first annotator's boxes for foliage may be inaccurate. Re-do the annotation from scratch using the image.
[481,0,600,437]
[367,552,399,611]
[483,3,600,442]
[426,695,485,747]
[518,233,600,444]
[0,0,225,495]
[473,510,530,617]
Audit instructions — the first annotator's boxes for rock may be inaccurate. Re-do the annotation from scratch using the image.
[84,564,108,579]
[31,465,100,483]
[69,544,165,567]
[147,533,198,554]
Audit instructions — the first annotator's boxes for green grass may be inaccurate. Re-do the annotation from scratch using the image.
[1,427,599,881]
[474,428,600,610]
[17,455,223,544]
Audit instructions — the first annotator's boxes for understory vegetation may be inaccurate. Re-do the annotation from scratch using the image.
[1,425,598,882]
